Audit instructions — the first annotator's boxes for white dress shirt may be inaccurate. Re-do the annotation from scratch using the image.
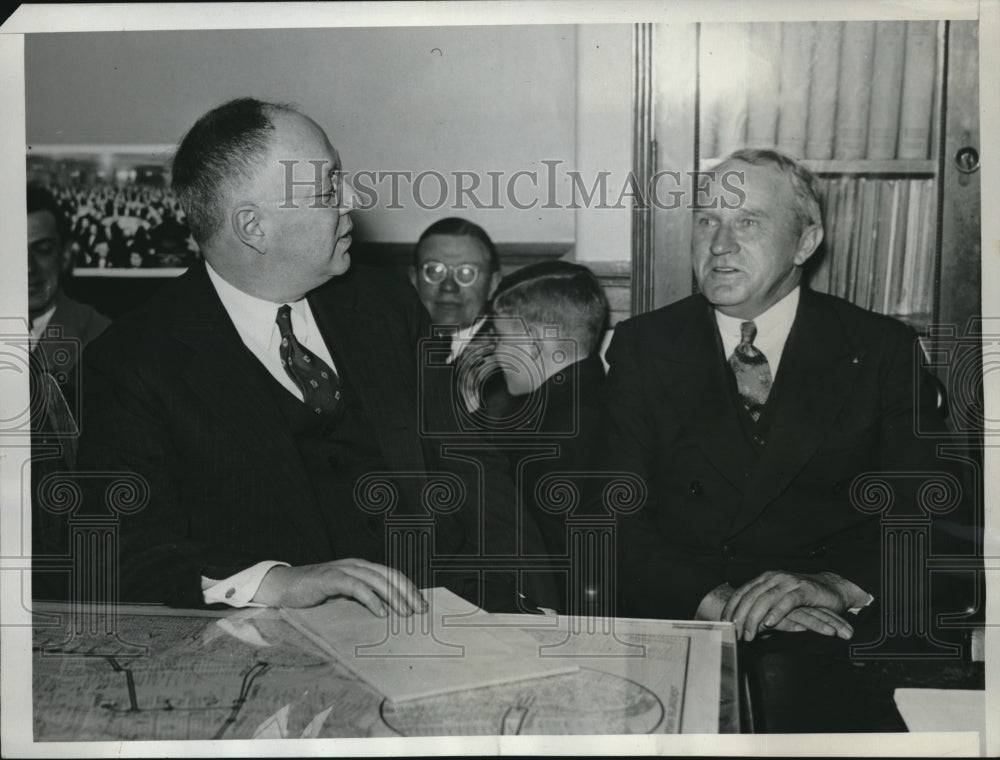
[200,262,341,607]
[448,317,488,364]
[714,286,800,377]
[205,262,338,398]
[29,304,57,352]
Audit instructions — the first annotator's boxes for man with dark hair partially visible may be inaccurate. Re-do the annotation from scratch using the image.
[28,185,111,600]
[606,149,968,641]
[28,186,110,435]
[75,98,547,614]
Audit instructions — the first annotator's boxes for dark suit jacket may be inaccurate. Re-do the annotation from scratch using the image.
[75,262,536,608]
[35,290,111,391]
[32,292,110,598]
[604,289,952,620]
[481,353,606,611]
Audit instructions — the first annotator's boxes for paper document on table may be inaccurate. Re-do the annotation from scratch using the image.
[893,688,986,734]
[280,588,577,702]
[376,613,728,735]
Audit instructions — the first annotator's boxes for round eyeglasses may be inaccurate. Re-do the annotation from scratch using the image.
[420,261,482,287]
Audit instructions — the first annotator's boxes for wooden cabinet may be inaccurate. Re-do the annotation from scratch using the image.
[642,20,980,329]
[638,19,981,431]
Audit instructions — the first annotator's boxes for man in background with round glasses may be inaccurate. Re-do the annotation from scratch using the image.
[410,217,501,364]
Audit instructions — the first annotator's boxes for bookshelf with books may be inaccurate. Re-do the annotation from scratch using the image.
[694,19,947,332]
[648,17,980,434]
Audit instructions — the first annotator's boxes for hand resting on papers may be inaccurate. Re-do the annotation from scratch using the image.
[251,558,428,615]
[697,570,868,641]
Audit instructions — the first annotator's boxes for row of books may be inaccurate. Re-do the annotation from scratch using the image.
[809,177,937,320]
[699,20,939,161]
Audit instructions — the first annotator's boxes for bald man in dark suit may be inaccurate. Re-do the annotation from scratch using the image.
[76,98,548,614]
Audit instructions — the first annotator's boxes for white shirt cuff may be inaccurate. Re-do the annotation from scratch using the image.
[201,560,289,607]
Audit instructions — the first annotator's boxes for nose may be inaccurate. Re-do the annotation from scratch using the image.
[710,223,739,255]
[440,270,460,292]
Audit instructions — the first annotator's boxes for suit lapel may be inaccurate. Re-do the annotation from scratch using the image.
[730,289,864,534]
[658,298,751,491]
[170,264,332,559]
[308,276,426,475]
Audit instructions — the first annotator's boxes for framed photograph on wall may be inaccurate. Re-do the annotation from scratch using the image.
[26,144,199,276]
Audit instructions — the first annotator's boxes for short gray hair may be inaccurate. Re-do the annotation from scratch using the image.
[723,148,823,234]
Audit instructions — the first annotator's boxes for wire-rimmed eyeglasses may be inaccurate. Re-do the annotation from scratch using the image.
[419,261,483,287]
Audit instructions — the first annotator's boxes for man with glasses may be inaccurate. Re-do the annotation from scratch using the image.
[75,99,542,614]
[410,217,502,362]
[410,218,504,416]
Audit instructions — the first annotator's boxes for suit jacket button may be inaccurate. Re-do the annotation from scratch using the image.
[753,435,765,446]
[689,481,703,495]
[721,544,733,558]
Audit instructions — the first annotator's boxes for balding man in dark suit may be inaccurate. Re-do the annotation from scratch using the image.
[76,98,546,614]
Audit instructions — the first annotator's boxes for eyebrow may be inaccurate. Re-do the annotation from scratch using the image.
[696,202,770,213]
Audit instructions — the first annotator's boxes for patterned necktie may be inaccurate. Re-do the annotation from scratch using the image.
[729,320,772,422]
[275,304,341,415]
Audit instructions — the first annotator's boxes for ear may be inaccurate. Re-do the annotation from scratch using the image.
[525,323,543,356]
[232,203,266,254]
[487,270,502,298]
[794,223,824,266]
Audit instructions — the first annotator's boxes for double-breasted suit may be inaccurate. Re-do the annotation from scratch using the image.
[604,288,951,620]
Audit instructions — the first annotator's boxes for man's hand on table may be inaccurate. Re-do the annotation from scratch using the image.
[720,570,868,641]
[696,571,866,641]
[252,559,428,615]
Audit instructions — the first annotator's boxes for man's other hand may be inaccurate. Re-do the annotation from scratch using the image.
[721,570,868,641]
[766,606,854,639]
[695,581,853,640]
[252,559,428,615]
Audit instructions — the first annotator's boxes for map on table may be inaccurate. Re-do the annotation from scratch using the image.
[32,606,391,740]
[32,598,724,740]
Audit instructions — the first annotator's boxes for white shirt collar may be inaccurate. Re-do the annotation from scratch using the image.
[29,304,58,350]
[450,317,488,363]
[206,260,307,347]
[204,261,336,397]
[714,286,800,376]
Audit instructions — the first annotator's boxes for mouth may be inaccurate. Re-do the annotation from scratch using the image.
[710,266,741,275]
